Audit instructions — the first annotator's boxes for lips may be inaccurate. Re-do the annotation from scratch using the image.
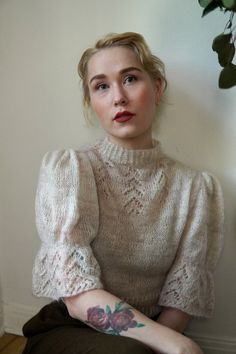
[113,111,134,123]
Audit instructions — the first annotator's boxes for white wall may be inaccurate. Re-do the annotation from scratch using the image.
[0,0,236,352]
[0,185,4,334]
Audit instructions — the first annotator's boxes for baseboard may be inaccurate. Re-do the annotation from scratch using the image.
[188,332,236,354]
[3,302,39,336]
[0,305,4,336]
[2,302,236,353]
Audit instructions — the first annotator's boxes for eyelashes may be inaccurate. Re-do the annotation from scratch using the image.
[95,83,109,91]
[124,75,137,84]
[93,74,138,92]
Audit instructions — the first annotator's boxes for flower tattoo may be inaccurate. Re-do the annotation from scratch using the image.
[86,301,145,335]
[87,306,110,330]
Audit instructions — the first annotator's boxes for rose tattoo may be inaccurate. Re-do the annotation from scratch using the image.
[87,306,110,330]
[86,301,145,335]
[110,308,137,332]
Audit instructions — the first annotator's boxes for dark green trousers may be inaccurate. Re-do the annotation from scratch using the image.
[22,301,155,354]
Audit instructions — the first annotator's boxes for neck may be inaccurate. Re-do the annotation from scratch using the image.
[107,130,153,150]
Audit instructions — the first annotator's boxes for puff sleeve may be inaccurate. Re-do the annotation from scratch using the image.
[158,172,224,317]
[32,149,103,299]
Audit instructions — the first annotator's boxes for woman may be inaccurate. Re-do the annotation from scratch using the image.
[22,32,224,354]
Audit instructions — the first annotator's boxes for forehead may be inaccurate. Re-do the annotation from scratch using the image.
[87,46,143,79]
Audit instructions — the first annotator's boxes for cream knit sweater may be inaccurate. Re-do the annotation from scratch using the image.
[33,138,224,318]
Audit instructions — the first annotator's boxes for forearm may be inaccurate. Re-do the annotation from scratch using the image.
[158,307,191,333]
[64,289,203,354]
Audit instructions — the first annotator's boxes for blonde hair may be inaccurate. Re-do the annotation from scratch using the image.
[78,32,167,110]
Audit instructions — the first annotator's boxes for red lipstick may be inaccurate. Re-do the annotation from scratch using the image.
[113,111,134,123]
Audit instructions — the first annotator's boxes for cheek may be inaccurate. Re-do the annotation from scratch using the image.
[90,97,105,117]
[137,88,156,112]
[90,97,110,127]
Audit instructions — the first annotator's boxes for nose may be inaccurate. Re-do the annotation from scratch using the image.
[113,85,128,106]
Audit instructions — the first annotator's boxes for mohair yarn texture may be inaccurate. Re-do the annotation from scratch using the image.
[33,138,224,318]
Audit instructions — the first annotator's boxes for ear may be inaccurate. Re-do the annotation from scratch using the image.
[155,77,164,105]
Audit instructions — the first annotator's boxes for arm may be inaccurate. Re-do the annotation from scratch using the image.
[157,307,191,333]
[159,173,224,319]
[64,289,203,354]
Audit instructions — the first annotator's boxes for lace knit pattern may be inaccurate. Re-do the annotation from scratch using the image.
[33,138,224,318]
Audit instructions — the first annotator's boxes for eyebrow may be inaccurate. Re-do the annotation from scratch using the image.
[89,66,143,84]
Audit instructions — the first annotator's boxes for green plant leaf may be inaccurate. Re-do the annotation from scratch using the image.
[219,63,236,88]
[212,33,232,52]
[212,33,235,66]
[218,43,235,66]
[222,0,236,9]
[202,1,222,16]
[198,0,214,8]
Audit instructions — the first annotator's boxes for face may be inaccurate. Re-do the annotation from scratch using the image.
[87,46,162,149]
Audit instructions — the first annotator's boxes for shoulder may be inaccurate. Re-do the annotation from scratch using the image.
[39,150,79,182]
[162,154,198,179]
[40,140,100,172]
[162,154,222,195]
[41,149,76,167]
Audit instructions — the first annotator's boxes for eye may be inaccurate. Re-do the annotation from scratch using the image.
[124,75,137,85]
[95,83,109,91]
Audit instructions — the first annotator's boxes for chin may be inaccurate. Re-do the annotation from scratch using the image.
[111,128,145,140]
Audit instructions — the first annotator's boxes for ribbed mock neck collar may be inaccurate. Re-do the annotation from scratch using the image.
[97,137,162,166]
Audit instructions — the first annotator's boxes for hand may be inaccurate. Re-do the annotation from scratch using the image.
[175,336,204,354]
[157,307,191,333]
[153,328,204,354]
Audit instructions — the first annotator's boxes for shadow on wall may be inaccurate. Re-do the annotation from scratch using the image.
[153,68,236,340]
